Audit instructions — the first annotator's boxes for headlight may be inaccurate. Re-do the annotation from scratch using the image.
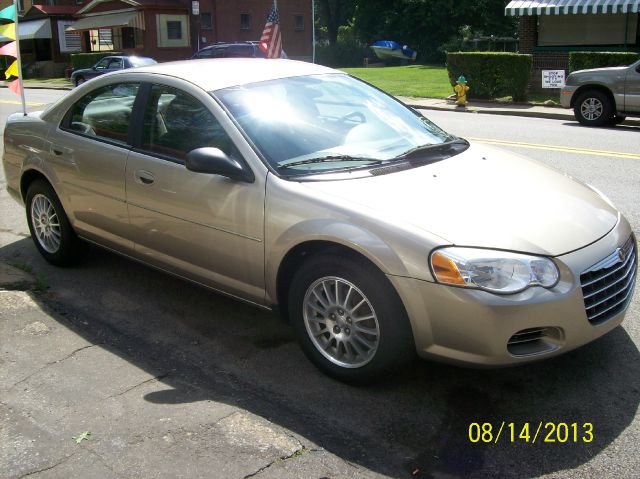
[430,247,559,294]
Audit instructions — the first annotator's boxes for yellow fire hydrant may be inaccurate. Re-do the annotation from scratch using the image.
[453,75,469,107]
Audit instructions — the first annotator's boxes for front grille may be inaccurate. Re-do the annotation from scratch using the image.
[580,236,637,324]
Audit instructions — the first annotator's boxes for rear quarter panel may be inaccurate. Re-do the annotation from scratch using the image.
[3,113,54,204]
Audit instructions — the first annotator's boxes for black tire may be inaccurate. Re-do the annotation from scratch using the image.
[573,90,613,127]
[607,115,626,126]
[25,180,86,266]
[288,253,415,384]
[75,76,85,87]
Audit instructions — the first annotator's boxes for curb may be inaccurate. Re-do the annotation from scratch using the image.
[403,102,572,122]
[401,100,640,126]
[1,85,72,91]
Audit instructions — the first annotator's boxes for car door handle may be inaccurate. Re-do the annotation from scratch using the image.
[50,144,73,156]
[135,170,155,185]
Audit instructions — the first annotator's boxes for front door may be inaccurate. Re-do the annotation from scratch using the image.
[125,83,266,303]
[623,62,640,112]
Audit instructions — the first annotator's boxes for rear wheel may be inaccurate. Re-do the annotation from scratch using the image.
[573,90,612,126]
[26,180,86,266]
[288,254,415,383]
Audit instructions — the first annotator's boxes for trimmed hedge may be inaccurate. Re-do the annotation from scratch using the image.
[446,52,532,101]
[569,52,639,73]
[70,52,123,70]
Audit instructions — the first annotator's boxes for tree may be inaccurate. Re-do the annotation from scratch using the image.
[317,0,356,45]
[351,0,517,63]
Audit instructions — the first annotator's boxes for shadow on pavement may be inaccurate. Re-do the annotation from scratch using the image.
[2,238,639,478]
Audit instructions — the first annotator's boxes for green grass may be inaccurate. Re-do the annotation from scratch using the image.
[342,65,453,98]
[342,65,561,105]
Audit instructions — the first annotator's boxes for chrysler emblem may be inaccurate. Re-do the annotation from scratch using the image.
[617,248,626,262]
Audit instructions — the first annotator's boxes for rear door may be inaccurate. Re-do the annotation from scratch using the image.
[51,82,140,251]
[125,81,266,304]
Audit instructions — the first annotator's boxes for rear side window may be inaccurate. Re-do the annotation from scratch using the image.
[139,84,234,162]
[195,47,223,59]
[62,83,140,145]
[226,44,254,57]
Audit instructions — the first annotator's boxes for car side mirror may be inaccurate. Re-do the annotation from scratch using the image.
[185,147,254,183]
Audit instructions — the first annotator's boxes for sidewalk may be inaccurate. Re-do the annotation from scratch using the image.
[397,95,640,125]
[0,262,373,479]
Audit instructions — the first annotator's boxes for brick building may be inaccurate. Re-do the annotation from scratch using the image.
[505,0,640,92]
[0,0,312,77]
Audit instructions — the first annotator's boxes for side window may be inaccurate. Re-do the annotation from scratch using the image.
[140,84,233,162]
[227,45,253,57]
[63,83,140,145]
[109,58,124,69]
[196,47,222,59]
[94,58,110,70]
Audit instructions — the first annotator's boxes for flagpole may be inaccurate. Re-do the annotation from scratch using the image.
[12,0,26,116]
[311,0,315,63]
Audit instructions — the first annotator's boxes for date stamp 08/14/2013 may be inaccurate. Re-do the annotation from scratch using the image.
[468,422,594,444]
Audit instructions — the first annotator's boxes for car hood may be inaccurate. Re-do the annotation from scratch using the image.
[300,143,618,256]
[571,66,629,77]
[71,68,94,76]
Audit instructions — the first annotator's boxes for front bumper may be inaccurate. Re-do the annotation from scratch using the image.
[560,85,578,108]
[389,217,636,366]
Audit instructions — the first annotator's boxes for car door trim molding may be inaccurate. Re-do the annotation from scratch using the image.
[127,200,262,242]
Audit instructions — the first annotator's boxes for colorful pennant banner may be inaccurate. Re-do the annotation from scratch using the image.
[0,1,25,112]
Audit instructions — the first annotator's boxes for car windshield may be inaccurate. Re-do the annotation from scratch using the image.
[213,73,454,174]
[129,57,157,67]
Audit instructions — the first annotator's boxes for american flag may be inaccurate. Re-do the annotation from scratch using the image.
[259,3,282,59]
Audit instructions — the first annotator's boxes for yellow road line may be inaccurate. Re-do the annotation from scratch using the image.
[467,137,640,160]
[0,99,48,107]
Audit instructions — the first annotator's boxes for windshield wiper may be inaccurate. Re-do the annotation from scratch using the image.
[393,138,469,161]
[278,155,384,170]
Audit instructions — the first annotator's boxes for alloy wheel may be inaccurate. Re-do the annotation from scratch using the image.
[303,276,380,368]
[30,194,61,253]
[580,97,603,121]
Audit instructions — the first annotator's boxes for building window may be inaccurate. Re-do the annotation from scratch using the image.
[201,12,212,30]
[18,0,24,12]
[167,21,182,40]
[156,14,189,47]
[294,14,304,31]
[240,13,250,30]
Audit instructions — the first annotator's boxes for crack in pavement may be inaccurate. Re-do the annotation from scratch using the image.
[83,446,125,479]
[104,373,169,400]
[7,344,96,390]
[242,446,308,479]
[16,451,78,479]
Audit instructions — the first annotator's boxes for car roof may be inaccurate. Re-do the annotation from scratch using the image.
[108,58,339,91]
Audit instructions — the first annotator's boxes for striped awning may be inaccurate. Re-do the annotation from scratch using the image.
[505,1,640,16]
[66,11,145,32]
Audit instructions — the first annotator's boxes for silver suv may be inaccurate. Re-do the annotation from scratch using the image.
[560,58,640,126]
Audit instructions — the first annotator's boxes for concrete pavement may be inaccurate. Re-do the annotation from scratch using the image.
[0,279,371,479]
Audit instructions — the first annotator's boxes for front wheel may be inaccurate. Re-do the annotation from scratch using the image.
[74,76,85,87]
[573,90,613,126]
[288,254,415,383]
[26,180,86,266]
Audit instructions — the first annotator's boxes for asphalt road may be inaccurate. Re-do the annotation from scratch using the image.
[1,88,639,478]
